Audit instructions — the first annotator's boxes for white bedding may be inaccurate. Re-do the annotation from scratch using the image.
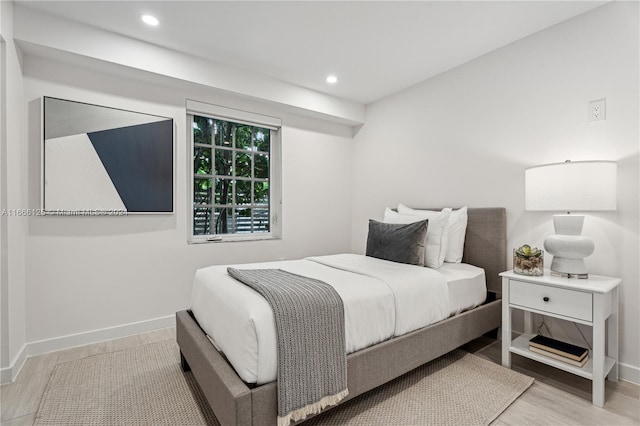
[190,254,485,384]
[438,262,487,315]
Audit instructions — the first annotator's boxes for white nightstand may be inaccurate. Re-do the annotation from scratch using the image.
[500,270,620,407]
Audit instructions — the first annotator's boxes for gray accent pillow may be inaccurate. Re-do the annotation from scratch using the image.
[366,219,428,266]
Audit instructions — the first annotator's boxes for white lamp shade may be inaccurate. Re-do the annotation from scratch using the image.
[525,161,617,212]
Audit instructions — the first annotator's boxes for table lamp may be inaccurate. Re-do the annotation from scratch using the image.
[525,160,617,278]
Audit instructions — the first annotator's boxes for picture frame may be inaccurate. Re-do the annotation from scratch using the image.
[42,97,174,215]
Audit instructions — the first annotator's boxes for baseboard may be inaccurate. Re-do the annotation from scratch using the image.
[618,361,640,385]
[27,314,175,358]
[1,315,175,384]
[0,343,27,384]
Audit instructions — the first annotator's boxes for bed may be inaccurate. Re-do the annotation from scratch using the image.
[176,207,506,425]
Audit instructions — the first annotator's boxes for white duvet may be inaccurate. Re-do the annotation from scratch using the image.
[190,254,481,384]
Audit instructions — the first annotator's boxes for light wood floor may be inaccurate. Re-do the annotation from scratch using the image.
[1,328,638,425]
[465,337,640,425]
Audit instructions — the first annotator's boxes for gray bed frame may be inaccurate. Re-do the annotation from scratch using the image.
[176,207,506,426]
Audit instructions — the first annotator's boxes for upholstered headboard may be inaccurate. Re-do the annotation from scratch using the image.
[462,208,506,295]
[409,207,507,295]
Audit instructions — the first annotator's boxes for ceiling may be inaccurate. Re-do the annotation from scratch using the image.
[16,1,608,105]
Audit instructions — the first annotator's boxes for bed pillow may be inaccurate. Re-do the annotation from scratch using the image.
[366,219,428,266]
[398,204,468,263]
[383,207,450,268]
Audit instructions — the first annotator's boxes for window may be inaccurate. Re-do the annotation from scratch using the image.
[188,101,281,241]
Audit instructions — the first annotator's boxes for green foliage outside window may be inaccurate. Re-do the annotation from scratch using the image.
[193,115,271,236]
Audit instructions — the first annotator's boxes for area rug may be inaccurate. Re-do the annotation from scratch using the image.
[35,340,533,426]
[306,349,533,425]
[35,340,217,425]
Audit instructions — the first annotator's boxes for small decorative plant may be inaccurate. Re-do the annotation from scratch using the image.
[514,244,544,276]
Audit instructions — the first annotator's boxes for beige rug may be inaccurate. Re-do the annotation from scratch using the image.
[35,340,533,426]
[35,340,217,425]
[307,349,533,425]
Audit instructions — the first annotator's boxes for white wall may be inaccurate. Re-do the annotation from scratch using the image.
[0,0,28,383]
[351,2,639,382]
[21,55,353,351]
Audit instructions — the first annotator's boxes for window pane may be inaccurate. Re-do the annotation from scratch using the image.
[194,146,212,175]
[235,208,252,233]
[254,181,269,205]
[193,177,212,205]
[255,154,269,179]
[254,208,270,232]
[192,114,275,238]
[236,180,252,206]
[215,149,232,176]
[215,178,233,205]
[216,120,232,147]
[214,207,233,234]
[193,116,212,145]
[235,152,252,178]
[194,207,213,235]
[235,125,252,150]
[254,128,269,152]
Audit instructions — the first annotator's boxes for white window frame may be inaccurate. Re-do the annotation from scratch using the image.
[187,100,282,243]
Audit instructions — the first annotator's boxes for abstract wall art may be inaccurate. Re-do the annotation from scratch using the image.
[42,97,174,214]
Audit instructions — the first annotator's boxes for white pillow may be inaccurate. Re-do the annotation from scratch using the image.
[383,207,451,268]
[398,204,468,263]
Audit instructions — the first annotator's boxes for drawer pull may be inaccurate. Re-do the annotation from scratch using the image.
[543,296,550,302]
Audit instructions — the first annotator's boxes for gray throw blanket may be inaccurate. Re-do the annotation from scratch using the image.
[227,268,348,426]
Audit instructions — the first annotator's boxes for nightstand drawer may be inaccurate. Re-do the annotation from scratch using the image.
[509,280,593,322]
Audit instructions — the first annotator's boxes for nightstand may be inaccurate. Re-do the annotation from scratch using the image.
[500,270,620,407]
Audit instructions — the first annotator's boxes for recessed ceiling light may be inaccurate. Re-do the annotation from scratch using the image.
[141,14,159,26]
[326,75,338,84]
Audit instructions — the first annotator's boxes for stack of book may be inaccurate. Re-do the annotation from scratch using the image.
[529,335,589,367]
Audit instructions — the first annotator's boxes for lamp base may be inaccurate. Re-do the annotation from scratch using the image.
[550,271,589,279]
[548,257,589,279]
[543,215,594,279]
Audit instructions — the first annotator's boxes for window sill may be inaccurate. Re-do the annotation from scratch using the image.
[188,234,280,244]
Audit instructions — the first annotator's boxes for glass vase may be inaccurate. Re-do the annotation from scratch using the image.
[513,249,544,276]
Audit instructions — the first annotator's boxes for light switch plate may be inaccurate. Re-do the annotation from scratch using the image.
[588,98,606,122]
